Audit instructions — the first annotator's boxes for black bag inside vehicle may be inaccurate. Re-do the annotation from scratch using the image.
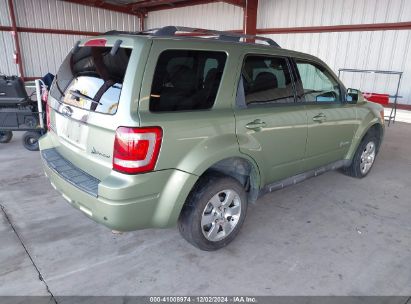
[0,76,29,106]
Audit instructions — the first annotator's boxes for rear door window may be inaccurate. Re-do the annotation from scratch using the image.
[149,50,227,112]
[50,46,131,114]
[241,55,295,106]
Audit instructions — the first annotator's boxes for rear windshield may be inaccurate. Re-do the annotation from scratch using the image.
[50,46,131,114]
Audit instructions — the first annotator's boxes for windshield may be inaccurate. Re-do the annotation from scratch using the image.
[50,46,131,114]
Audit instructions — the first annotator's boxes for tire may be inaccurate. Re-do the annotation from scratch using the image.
[0,131,13,143]
[22,131,40,151]
[344,132,379,178]
[178,174,248,251]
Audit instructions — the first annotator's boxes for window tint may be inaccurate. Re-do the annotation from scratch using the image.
[295,60,341,103]
[149,50,227,112]
[241,56,294,105]
[50,46,131,114]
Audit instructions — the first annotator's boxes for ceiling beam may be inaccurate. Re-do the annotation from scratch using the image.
[63,0,246,14]
[138,0,221,12]
[130,0,186,9]
[62,0,140,16]
[221,0,245,8]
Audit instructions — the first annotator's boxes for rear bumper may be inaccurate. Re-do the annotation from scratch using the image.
[39,135,198,231]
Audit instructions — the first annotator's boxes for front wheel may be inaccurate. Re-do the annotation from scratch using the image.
[178,175,248,251]
[344,133,379,178]
[22,131,40,151]
[0,131,13,143]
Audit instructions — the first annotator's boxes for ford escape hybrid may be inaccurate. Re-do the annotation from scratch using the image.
[39,26,384,251]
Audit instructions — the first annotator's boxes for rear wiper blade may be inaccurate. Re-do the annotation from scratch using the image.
[54,75,65,97]
[69,90,102,105]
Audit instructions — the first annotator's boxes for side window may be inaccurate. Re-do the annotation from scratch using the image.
[295,60,341,103]
[241,55,295,106]
[149,50,227,112]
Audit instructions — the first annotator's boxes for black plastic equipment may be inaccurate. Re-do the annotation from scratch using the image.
[0,75,48,151]
[0,76,29,105]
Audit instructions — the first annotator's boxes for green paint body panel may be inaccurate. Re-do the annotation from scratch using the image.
[39,34,384,231]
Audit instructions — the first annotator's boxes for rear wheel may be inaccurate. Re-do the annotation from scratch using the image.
[22,131,40,151]
[0,131,13,143]
[178,174,247,251]
[344,132,379,178]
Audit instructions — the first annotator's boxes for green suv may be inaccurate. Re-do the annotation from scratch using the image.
[39,26,384,250]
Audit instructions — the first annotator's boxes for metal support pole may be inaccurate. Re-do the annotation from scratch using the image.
[138,12,146,31]
[8,0,24,78]
[388,72,403,126]
[35,80,44,130]
[243,0,258,41]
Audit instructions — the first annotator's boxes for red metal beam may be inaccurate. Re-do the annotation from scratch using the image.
[7,0,24,78]
[243,0,258,42]
[2,22,411,37]
[63,0,227,14]
[0,26,101,36]
[221,0,245,8]
[62,0,140,16]
[256,21,411,35]
[140,0,221,12]
[131,0,187,9]
[138,12,146,31]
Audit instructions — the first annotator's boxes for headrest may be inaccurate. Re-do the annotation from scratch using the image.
[169,65,196,91]
[253,72,278,92]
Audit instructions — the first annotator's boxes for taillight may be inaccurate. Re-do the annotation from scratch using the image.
[113,127,163,174]
[41,88,48,103]
[46,104,51,130]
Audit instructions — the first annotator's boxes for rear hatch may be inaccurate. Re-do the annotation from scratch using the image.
[47,36,147,180]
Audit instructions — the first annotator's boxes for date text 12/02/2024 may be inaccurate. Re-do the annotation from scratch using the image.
[149,296,257,303]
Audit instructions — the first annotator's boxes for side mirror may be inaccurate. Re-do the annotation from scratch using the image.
[346,88,360,104]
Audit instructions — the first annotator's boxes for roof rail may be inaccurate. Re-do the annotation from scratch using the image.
[147,26,280,47]
[103,26,280,47]
[104,30,146,36]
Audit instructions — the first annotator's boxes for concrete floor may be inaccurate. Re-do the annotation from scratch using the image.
[0,123,410,297]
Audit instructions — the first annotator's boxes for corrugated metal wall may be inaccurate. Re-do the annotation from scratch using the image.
[0,0,10,26]
[0,0,140,78]
[1,0,410,104]
[257,0,411,104]
[14,0,140,31]
[146,2,243,30]
[0,0,17,76]
[0,32,18,76]
[257,0,411,27]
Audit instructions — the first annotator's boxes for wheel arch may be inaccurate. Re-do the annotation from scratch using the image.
[346,120,384,161]
[200,156,261,204]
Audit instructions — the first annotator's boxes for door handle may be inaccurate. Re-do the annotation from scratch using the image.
[245,119,266,131]
[312,113,327,123]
